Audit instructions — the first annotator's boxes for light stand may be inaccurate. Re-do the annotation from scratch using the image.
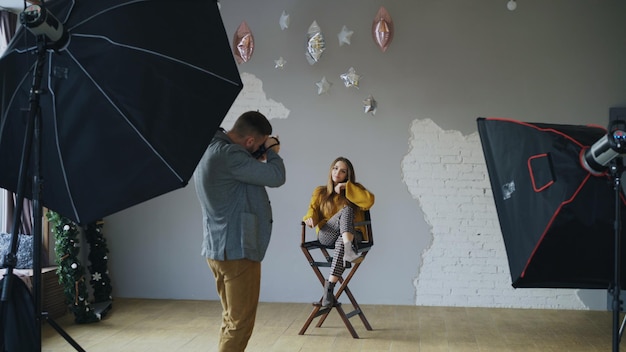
[582,117,626,352]
[609,158,624,352]
[1,3,83,351]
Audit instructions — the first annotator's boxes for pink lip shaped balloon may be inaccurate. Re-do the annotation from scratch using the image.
[372,6,393,52]
[233,21,254,64]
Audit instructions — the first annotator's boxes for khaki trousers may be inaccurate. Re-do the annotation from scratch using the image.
[207,258,261,352]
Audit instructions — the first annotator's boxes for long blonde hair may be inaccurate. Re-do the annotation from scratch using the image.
[319,157,356,215]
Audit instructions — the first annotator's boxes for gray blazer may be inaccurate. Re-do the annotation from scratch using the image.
[194,130,286,261]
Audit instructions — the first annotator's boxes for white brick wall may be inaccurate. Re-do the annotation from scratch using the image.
[402,119,586,309]
[222,72,290,129]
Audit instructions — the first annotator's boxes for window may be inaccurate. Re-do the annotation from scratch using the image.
[0,188,6,233]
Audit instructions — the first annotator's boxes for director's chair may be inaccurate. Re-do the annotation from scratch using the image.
[298,210,374,338]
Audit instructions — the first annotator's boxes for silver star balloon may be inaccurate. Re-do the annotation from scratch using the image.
[316,76,332,95]
[363,95,377,115]
[338,25,354,46]
[305,21,325,65]
[340,67,361,88]
[274,57,286,69]
[279,11,290,30]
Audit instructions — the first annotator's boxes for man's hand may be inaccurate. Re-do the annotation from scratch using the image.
[264,136,280,153]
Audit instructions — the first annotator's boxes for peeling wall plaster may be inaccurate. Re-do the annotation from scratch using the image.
[402,118,585,309]
[222,72,290,129]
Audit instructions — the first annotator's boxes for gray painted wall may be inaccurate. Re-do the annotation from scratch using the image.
[102,0,626,308]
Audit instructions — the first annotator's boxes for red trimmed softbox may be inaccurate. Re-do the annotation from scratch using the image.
[477,117,626,289]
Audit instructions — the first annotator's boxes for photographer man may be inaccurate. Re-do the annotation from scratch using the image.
[194,111,285,351]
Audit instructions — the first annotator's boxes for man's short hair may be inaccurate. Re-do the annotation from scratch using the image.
[232,111,272,137]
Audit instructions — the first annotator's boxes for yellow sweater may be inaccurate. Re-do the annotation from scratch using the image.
[303,181,375,239]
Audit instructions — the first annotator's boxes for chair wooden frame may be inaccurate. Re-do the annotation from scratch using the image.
[298,210,374,338]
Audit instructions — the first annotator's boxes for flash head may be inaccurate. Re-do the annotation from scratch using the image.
[20,4,68,50]
[581,120,626,175]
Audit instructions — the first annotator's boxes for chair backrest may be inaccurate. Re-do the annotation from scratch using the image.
[354,210,373,250]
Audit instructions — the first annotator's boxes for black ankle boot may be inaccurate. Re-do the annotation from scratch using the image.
[321,280,336,307]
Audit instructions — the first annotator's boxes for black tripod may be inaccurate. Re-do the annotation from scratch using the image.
[1,33,84,352]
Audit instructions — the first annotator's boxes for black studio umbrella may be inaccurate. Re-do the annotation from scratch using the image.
[0,0,243,224]
[477,117,626,289]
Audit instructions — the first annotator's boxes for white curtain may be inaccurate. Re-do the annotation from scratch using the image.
[0,10,17,56]
[0,11,16,234]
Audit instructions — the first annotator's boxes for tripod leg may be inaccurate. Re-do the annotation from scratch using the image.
[43,312,86,352]
[619,317,626,341]
[618,310,626,342]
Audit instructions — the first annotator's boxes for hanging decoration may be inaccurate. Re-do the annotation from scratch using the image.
[363,95,377,115]
[338,25,354,46]
[279,10,290,30]
[507,0,517,11]
[372,6,394,52]
[305,20,325,65]
[47,211,112,324]
[274,57,286,69]
[233,21,254,64]
[340,67,361,88]
[316,76,332,95]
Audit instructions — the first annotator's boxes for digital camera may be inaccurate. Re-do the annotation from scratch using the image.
[252,144,267,159]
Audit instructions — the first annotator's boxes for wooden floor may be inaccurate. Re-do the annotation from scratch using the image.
[42,298,620,352]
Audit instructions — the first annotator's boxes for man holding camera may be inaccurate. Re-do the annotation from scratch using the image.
[194,110,285,352]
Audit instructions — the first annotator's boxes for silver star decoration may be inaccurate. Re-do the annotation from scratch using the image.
[279,11,290,30]
[274,57,286,69]
[340,67,360,88]
[363,95,377,115]
[316,76,332,95]
[305,21,325,65]
[92,272,102,282]
[338,25,354,46]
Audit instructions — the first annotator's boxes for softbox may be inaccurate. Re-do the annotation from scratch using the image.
[477,117,626,289]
